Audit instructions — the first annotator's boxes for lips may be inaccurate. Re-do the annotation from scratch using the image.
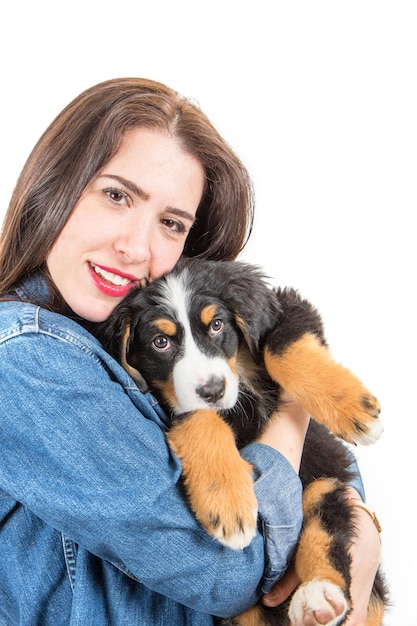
[88,262,139,298]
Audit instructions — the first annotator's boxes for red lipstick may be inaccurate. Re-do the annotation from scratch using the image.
[88,262,138,298]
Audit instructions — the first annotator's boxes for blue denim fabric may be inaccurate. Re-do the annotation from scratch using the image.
[0,275,307,625]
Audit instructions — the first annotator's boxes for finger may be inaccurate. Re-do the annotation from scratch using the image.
[262,566,300,607]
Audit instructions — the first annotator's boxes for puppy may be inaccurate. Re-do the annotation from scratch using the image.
[96,256,388,626]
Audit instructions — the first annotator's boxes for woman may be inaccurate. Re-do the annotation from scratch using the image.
[0,78,380,625]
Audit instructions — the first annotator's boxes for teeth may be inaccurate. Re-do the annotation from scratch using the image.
[91,263,131,286]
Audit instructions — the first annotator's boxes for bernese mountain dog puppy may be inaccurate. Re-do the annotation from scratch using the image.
[96,256,388,626]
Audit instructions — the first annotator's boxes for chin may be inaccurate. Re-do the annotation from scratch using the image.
[72,299,119,323]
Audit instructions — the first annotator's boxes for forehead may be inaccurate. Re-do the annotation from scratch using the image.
[152,304,218,335]
[105,128,205,207]
[140,273,228,334]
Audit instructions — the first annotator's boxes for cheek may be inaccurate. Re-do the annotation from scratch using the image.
[46,231,75,279]
[150,245,184,281]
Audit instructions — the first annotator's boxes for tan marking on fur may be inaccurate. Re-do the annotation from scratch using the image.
[295,517,346,590]
[227,354,238,377]
[232,605,271,626]
[300,479,385,625]
[301,478,339,517]
[296,479,347,590]
[236,343,262,397]
[120,323,143,385]
[366,595,385,625]
[167,409,257,542]
[264,333,380,442]
[152,376,178,411]
[120,324,131,371]
[153,318,177,336]
[201,304,217,326]
[234,314,251,347]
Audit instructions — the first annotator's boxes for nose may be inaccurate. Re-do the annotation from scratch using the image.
[196,376,226,404]
[114,226,151,264]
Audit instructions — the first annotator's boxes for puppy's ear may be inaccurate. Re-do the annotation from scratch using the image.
[95,292,149,393]
[219,263,282,363]
[120,323,149,393]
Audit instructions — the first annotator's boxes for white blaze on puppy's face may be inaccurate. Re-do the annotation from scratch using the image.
[162,273,240,415]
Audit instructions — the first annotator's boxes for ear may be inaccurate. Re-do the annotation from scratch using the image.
[120,323,149,393]
[219,263,282,363]
[95,293,149,393]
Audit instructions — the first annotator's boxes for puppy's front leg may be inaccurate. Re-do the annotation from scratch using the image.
[167,409,258,549]
[264,333,382,445]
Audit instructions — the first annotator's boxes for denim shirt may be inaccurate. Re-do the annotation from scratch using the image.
[0,274,313,625]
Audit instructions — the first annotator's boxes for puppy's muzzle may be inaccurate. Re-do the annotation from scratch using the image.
[196,376,226,404]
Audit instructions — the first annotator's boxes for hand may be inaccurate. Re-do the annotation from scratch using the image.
[262,563,299,607]
[261,487,382,625]
[343,487,382,625]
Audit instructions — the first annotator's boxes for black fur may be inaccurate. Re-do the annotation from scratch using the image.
[95,256,388,626]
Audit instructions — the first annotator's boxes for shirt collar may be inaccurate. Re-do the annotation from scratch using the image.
[15,273,50,304]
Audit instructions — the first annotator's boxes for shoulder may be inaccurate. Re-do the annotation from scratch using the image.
[0,274,97,348]
[0,298,142,397]
[0,301,128,392]
[0,300,99,352]
[0,299,169,428]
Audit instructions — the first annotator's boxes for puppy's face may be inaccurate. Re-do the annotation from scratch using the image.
[126,271,241,415]
[102,257,281,417]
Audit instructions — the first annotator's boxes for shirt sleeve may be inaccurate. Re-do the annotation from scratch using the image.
[344,447,366,500]
[0,316,303,616]
[241,443,303,593]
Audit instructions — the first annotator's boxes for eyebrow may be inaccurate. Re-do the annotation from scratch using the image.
[99,174,196,223]
[99,174,149,200]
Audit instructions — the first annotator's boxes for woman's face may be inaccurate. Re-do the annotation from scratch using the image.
[47,128,205,322]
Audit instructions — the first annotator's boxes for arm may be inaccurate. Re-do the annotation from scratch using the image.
[0,308,303,616]
[242,392,310,590]
[341,487,382,626]
[255,393,311,473]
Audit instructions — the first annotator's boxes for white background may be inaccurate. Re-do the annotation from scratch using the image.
[1,2,415,623]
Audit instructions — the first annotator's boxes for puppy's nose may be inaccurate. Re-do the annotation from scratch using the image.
[196,376,225,404]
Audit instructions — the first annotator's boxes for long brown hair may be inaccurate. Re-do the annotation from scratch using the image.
[0,77,254,298]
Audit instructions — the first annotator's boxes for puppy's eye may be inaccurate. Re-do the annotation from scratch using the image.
[209,319,224,337]
[152,335,171,352]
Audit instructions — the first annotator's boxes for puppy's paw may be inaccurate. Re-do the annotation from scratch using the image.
[206,473,258,550]
[264,335,383,445]
[288,580,349,626]
[348,390,383,445]
[183,449,258,549]
[308,364,383,445]
[315,370,383,446]
[167,409,258,549]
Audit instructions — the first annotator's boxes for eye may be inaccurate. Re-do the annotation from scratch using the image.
[209,318,224,337]
[160,218,186,235]
[103,187,130,206]
[152,335,171,352]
